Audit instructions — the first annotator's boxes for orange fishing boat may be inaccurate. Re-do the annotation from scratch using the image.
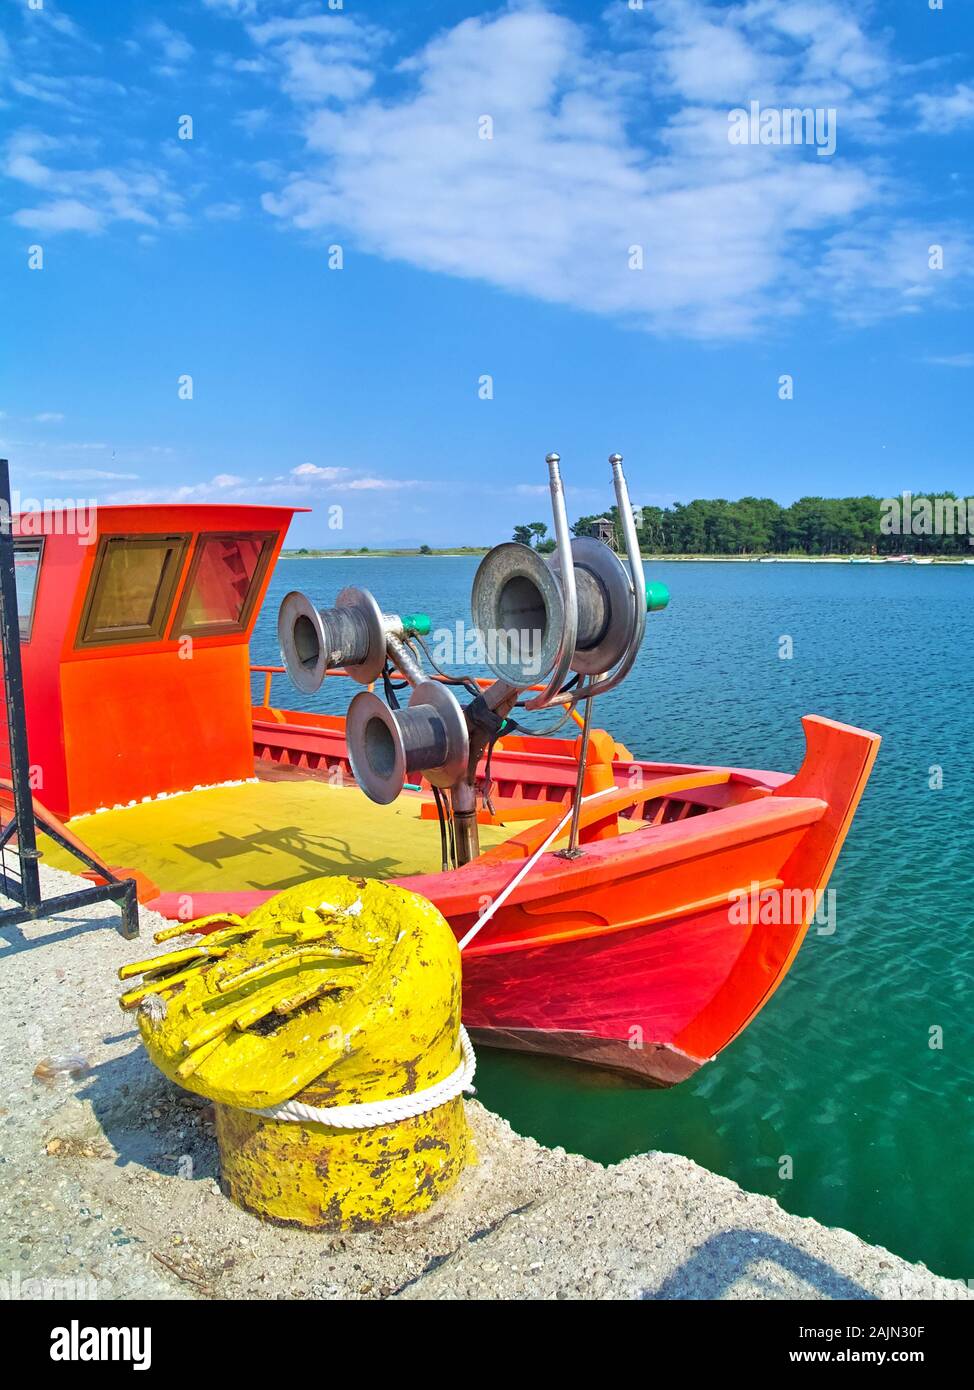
[14,456,879,1085]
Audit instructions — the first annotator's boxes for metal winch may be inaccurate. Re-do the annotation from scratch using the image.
[277,454,669,863]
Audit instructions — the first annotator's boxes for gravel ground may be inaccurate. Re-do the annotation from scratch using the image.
[1,864,969,1302]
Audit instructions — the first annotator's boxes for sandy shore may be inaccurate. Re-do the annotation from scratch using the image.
[1,865,969,1302]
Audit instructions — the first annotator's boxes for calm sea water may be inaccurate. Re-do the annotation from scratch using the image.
[251,557,974,1280]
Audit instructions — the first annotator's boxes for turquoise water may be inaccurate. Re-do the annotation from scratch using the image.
[251,558,974,1280]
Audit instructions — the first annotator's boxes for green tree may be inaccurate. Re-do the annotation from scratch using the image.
[513,522,550,548]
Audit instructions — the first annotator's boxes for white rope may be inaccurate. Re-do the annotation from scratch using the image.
[237,789,617,1124]
[457,784,619,952]
[241,1026,476,1128]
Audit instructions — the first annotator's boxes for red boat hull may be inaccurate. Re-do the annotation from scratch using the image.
[152,712,879,1086]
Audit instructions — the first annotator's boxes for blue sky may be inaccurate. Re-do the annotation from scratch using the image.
[1,0,972,547]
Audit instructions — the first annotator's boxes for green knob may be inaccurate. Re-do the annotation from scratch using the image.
[402,612,432,636]
[645,581,669,613]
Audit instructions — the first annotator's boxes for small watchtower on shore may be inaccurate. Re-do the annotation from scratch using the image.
[586,518,616,546]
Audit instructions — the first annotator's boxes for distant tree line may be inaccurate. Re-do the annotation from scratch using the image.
[565,494,974,556]
[512,522,556,552]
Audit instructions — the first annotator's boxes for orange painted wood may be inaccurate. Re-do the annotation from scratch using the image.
[14,504,299,818]
[474,770,734,862]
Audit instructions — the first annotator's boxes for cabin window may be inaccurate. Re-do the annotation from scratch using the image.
[171,532,275,637]
[76,534,189,648]
[14,539,43,641]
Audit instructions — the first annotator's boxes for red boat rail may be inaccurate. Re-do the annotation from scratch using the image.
[252,665,588,726]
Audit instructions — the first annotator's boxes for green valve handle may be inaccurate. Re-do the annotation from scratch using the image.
[645,581,669,613]
[402,612,432,636]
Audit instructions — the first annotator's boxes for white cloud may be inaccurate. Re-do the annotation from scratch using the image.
[292,463,347,480]
[248,15,384,46]
[615,0,891,136]
[203,0,259,14]
[31,468,139,481]
[234,107,271,134]
[104,462,426,506]
[12,198,103,232]
[650,1,783,104]
[9,74,75,110]
[8,71,126,111]
[146,22,194,67]
[817,222,974,324]
[3,0,967,338]
[249,2,974,339]
[33,412,65,423]
[915,84,974,134]
[248,15,386,105]
[335,477,424,491]
[204,201,242,220]
[4,129,183,234]
[274,39,375,102]
[259,5,906,338]
[29,2,85,44]
[922,353,974,369]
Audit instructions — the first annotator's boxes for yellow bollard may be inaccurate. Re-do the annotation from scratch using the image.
[120,876,472,1229]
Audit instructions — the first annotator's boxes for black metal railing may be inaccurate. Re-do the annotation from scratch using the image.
[0,458,138,937]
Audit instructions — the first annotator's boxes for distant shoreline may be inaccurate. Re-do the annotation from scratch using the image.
[281,549,487,559]
[280,550,973,565]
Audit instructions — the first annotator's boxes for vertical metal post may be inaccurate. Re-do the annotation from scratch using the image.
[0,458,42,907]
[558,696,593,859]
[524,453,579,710]
[449,779,480,867]
[117,876,140,941]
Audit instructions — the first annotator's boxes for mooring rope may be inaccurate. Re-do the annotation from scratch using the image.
[241,1025,476,1128]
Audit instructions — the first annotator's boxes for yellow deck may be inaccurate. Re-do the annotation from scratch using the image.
[39,779,516,895]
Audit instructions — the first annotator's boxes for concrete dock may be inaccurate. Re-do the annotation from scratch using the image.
[1,866,969,1301]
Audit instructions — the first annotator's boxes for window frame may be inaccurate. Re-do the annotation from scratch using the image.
[169,530,276,639]
[75,533,191,649]
[13,536,45,642]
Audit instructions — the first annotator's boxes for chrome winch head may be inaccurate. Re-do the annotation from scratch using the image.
[472,530,643,684]
[278,586,386,693]
[545,534,639,677]
[346,680,469,805]
[469,541,565,688]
